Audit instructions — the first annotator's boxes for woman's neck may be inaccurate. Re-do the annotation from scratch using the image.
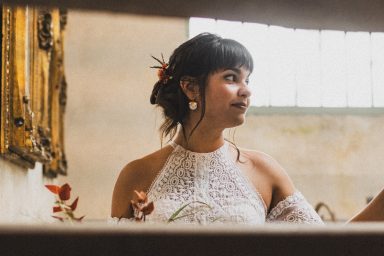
[173,122,225,153]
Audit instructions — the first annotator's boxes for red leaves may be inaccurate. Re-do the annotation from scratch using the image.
[45,183,84,223]
[134,190,148,204]
[52,215,64,222]
[70,197,79,211]
[142,201,154,216]
[45,185,60,194]
[131,190,154,222]
[58,183,71,201]
[53,206,62,213]
[45,183,71,201]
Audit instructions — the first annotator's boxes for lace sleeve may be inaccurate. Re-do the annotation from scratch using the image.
[266,191,324,224]
[107,216,135,224]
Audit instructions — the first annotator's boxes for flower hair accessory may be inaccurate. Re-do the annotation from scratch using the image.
[151,54,173,84]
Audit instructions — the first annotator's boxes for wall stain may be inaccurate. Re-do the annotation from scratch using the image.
[281,126,318,135]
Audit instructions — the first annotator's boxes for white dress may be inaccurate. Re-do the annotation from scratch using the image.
[144,141,323,225]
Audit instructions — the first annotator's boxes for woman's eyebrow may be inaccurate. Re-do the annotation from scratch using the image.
[223,68,251,78]
[223,68,241,74]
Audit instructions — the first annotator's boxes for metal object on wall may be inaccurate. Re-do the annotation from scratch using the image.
[0,5,67,177]
[315,202,336,222]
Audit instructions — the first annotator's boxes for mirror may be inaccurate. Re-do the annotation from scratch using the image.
[1,4,383,224]
[58,10,384,222]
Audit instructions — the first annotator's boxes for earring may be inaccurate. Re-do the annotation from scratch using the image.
[189,100,198,111]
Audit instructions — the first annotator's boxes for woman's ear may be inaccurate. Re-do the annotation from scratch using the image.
[179,77,200,101]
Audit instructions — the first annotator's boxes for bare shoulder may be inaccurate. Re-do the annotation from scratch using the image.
[233,145,296,209]
[111,145,174,218]
[118,146,173,189]
[240,148,291,185]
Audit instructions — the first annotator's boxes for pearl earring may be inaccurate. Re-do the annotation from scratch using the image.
[189,101,198,111]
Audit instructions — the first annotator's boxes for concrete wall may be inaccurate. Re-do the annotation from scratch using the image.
[63,10,384,221]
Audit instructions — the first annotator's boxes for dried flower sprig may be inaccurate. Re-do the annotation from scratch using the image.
[45,183,85,222]
[150,54,173,84]
[130,190,154,222]
[167,201,212,223]
[126,191,214,224]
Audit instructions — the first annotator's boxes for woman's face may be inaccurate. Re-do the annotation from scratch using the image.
[202,66,252,128]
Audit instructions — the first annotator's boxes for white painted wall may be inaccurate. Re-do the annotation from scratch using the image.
[0,161,54,222]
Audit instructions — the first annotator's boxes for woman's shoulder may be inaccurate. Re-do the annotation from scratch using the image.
[236,146,284,178]
[119,145,175,182]
[111,145,174,218]
[234,145,296,207]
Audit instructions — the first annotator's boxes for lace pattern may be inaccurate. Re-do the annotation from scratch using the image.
[146,141,267,224]
[110,191,324,225]
[136,141,324,225]
[266,191,324,224]
[107,216,135,224]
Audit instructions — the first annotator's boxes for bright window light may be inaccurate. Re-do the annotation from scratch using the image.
[189,17,384,108]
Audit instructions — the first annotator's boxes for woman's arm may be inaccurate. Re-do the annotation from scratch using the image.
[111,160,148,219]
[349,188,384,222]
[111,164,136,219]
[111,149,169,219]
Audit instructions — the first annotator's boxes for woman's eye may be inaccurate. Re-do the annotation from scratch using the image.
[225,75,236,82]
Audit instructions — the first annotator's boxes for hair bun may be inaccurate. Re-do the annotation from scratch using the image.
[150,81,162,104]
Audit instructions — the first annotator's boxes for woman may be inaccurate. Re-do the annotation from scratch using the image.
[111,33,384,224]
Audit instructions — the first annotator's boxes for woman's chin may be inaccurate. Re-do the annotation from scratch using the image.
[228,116,246,128]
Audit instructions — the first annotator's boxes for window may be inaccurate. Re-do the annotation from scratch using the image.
[189,18,384,109]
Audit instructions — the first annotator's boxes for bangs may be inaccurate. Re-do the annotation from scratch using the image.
[207,38,253,73]
[170,33,253,79]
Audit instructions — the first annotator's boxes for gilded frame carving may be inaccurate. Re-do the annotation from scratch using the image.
[1,5,67,176]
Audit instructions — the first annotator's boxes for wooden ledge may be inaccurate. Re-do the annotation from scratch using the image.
[0,222,383,256]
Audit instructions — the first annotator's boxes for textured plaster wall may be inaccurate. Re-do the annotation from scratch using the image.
[0,161,54,222]
[237,114,384,221]
[62,11,188,219]
[64,10,384,221]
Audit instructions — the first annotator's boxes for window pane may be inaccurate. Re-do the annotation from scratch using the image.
[268,26,296,106]
[242,23,270,106]
[295,29,322,107]
[320,30,347,107]
[189,18,384,109]
[372,33,384,107]
[346,32,372,107]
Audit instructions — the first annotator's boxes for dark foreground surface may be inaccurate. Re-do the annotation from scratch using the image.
[0,222,383,256]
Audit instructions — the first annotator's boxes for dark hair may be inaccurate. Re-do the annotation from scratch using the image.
[150,32,253,147]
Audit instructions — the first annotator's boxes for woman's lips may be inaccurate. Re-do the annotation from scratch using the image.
[231,103,247,110]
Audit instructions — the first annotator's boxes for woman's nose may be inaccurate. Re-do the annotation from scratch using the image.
[239,83,252,98]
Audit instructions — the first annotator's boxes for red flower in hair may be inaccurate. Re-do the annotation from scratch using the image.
[151,54,172,84]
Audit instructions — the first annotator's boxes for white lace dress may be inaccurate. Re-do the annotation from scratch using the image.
[142,141,323,225]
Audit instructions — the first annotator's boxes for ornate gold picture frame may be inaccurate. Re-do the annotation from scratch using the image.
[1,5,67,177]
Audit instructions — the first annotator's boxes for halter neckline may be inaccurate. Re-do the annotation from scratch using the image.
[169,140,228,155]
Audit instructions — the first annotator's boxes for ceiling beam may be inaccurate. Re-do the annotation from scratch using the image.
[4,0,384,31]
